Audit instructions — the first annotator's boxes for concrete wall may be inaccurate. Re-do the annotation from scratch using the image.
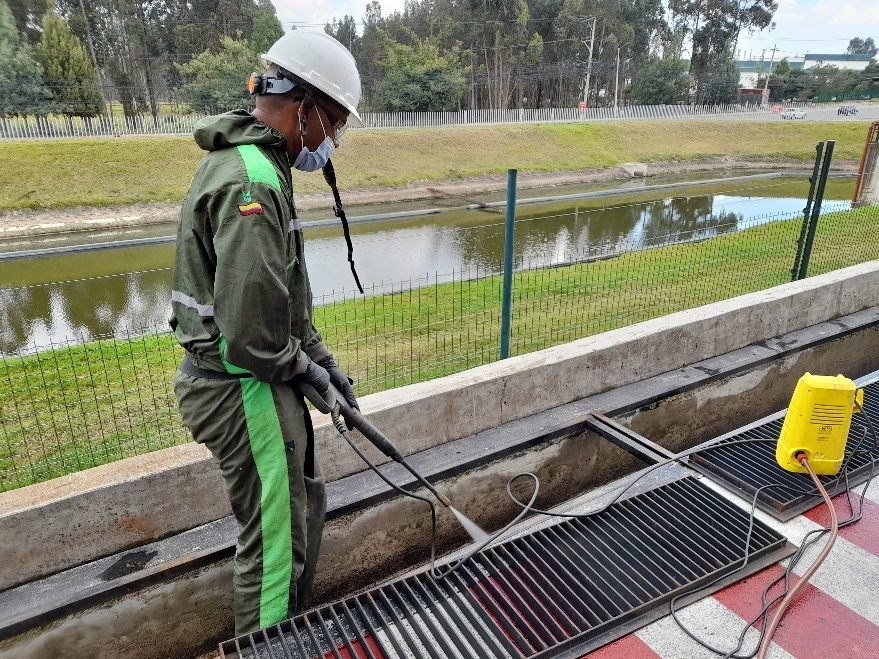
[0,561,233,659]
[622,326,879,452]
[3,261,879,592]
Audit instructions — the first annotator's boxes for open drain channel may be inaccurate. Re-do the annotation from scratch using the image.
[691,376,879,521]
[220,477,793,659]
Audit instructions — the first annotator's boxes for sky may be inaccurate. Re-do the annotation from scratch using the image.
[275,0,879,62]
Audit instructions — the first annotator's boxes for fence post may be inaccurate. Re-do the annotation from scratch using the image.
[797,140,835,280]
[791,142,824,281]
[500,169,517,360]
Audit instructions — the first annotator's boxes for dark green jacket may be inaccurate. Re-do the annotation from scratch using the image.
[170,110,330,382]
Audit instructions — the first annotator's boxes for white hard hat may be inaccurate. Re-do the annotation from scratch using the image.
[262,30,363,128]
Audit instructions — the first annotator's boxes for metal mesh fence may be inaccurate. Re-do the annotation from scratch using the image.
[1,200,877,492]
[0,329,183,489]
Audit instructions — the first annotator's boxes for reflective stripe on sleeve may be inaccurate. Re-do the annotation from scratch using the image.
[237,144,281,191]
[171,290,214,317]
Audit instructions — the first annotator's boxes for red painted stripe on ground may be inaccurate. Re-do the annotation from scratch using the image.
[714,564,879,658]
[468,581,531,656]
[324,633,383,658]
[578,633,660,658]
[803,491,879,557]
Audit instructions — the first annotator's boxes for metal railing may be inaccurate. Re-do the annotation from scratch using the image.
[1,199,877,492]
[0,101,842,141]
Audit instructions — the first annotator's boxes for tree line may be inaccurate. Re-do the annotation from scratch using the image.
[0,0,283,121]
[1,0,877,121]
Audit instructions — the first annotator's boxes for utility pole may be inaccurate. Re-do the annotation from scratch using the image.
[580,17,597,108]
[614,46,621,113]
[77,0,109,121]
[761,45,778,106]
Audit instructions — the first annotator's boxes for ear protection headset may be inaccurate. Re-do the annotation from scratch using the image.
[247,70,299,96]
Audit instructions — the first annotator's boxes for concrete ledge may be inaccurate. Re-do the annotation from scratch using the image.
[3,261,879,590]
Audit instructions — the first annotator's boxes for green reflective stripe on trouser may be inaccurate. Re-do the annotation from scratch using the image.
[218,334,250,375]
[237,144,281,191]
[238,377,292,627]
[215,333,292,627]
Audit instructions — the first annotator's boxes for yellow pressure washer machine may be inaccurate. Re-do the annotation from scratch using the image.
[776,373,864,476]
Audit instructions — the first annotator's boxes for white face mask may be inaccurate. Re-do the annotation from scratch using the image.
[293,135,335,172]
[293,105,335,172]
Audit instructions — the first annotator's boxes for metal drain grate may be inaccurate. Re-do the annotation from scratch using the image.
[219,477,792,659]
[691,380,879,521]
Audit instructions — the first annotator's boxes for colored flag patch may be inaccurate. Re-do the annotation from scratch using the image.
[238,202,264,216]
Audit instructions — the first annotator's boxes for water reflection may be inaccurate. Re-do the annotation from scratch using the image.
[0,268,171,352]
[0,193,834,353]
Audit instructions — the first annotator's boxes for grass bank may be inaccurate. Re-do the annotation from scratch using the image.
[0,120,871,210]
[2,203,878,491]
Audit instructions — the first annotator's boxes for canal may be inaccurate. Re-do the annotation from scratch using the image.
[0,174,856,353]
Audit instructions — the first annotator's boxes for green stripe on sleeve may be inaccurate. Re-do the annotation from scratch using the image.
[236,144,281,191]
[239,378,293,627]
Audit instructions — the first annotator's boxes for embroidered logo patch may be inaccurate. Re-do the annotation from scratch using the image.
[242,191,252,203]
[238,202,264,216]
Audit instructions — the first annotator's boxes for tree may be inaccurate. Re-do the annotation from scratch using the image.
[671,0,777,102]
[250,0,283,57]
[373,29,468,111]
[847,37,877,56]
[774,57,789,76]
[0,0,51,117]
[630,56,691,104]
[37,6,103,117]
[702,56,739,103]
[5,0,48,43]
[176,35,259,114]
[325,14,358,56]
[172,0,261,57]
[56,0,171,120]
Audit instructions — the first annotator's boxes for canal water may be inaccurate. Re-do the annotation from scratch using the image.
[0,175,855,353]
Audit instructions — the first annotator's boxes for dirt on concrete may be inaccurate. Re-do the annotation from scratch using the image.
[0,156,858,241]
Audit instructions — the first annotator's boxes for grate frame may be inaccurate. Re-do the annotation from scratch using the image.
[690,375,879,521]
[219,476,794,659]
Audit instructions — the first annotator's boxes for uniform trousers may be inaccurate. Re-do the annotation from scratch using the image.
[174,370,326,635]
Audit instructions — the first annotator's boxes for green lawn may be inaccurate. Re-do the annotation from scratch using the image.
[3,203,878,491]
[0,120,871,209]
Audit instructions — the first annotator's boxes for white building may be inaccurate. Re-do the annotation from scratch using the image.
[737,53,874,87]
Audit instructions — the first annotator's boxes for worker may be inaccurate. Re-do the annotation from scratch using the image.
[170,30,362,636]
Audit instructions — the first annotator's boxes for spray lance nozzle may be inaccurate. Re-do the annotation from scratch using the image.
[297,381,453,508]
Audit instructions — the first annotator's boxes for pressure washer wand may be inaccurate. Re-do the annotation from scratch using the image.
[298,382,452,507]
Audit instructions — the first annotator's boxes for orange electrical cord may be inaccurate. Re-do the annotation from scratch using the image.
[756,453,839,659]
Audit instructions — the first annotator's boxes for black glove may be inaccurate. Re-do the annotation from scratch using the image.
[298,358,330,395]
[316,355,359,412]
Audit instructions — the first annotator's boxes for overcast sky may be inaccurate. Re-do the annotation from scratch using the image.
[274,0,879,61]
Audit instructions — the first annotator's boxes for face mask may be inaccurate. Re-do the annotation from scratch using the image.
[293,135,335,172]
[293,104,335,172]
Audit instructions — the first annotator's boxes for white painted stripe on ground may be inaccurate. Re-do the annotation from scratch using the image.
[698,475,879,627]
[636,596,794,659]
[858,477,879,506]
[781,531,879,627]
